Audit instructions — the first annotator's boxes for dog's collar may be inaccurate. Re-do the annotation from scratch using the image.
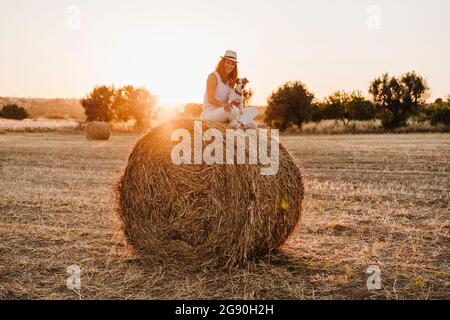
[234,88,243,96]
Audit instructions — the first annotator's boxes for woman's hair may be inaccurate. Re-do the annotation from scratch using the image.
[215,58,238,87]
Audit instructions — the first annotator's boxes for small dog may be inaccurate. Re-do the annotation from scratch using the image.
[228,78,249,128]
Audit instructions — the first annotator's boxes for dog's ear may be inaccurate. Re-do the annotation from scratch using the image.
[243,78,249,84]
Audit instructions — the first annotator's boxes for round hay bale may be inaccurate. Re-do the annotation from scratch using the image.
[115,119,305,268]
[86,121,111,140]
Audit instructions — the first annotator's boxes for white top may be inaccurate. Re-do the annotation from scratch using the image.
[203,71,232,110]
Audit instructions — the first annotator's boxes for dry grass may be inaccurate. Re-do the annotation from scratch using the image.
[290,120,450,135]
[0,131,449,299]
[0,119,80,132]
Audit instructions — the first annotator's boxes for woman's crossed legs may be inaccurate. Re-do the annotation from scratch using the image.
[200,106,257,127]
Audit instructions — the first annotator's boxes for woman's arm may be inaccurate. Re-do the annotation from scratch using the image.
[206,74,232,111]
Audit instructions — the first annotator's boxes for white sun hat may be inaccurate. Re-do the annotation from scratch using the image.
[221,50,239,63]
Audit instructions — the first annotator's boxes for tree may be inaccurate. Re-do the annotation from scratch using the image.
[0,104,29,120]
[369,71,429,129]
[243,88,254,106]
[321,91,376,126]
[265,81,314,132]
[434,98,444,106]
[80,85,116,122]
[431,96,450,127]
[113,86,158,130]
[310,103,324,124]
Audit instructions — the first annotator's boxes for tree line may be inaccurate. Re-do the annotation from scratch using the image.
[2,71,449,132]
[80,85,158,130]
[265,71,450,131]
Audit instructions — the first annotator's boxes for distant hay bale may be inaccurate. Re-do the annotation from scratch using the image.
[86,121,111,140]
[114,119,305,268]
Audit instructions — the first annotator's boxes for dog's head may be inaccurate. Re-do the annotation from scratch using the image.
[235,78,249,93]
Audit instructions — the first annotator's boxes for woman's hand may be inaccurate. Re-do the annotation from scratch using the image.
[223,102,232,112]
[223,100,240,112]
[231,99,240,107]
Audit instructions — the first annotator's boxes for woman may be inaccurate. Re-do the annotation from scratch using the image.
[200,50,257,128]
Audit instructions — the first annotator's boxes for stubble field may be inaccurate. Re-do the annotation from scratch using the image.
[0,131,449,299]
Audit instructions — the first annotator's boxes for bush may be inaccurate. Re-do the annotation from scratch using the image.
[320,91,376,126]
[310,103,324,124]
[431,97,450,126]
[0,104,29,120]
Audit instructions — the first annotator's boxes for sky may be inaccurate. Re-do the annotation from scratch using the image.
[0,0,449,107]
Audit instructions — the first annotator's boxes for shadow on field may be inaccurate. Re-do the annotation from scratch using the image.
[106,248,348,299]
